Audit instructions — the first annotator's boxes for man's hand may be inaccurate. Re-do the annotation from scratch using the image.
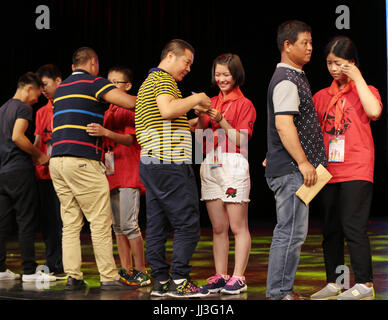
[195,92,212,109]
[157,92,211,120]
[298,161,317,187]
[86,123,106,137]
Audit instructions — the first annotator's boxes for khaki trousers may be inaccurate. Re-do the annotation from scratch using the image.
[49,157,119,282]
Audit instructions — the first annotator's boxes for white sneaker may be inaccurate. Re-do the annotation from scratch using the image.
[0,269,21,281]
[22,271,57,282]
[337,284,375,300]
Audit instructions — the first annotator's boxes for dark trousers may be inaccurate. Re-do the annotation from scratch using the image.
[139,158,201,281]
[0,169,38,274]
[319,181,373,283]
[38,179,63,272]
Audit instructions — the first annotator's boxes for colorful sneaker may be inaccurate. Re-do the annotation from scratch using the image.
[337,284,375,300]
[0,269,21,281]
[118,268,140,287]
[167,279,210,298]
[121,268,151,287]
[150,278,171,297]
[201,274,230,293]
[220,276,247,295]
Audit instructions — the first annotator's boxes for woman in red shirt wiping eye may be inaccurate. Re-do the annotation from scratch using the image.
[311,36,382,301]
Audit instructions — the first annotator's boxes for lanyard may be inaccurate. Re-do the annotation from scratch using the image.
[211,101,233,128]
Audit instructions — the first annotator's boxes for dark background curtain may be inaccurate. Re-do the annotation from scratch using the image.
[1,0,386,227]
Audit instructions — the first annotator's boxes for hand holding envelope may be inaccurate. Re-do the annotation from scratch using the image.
[193,105,210,113]
[191,91,211,114]
[296,164,332,205]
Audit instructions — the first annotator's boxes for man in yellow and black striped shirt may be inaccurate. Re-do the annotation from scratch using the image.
[136,39,212,298]
[135,43,210,163]
[135,68,192,163]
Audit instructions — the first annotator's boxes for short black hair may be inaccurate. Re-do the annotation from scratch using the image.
[160,39,195,60]
[17,72,43,89]
[211,53,245,88]
[277,20,312,53]
[108,66,134,84]
[324,36,359,66]
[72,47,97,67]
[36,64,62,80]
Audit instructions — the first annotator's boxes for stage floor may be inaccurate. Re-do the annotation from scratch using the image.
[1,219,387,301]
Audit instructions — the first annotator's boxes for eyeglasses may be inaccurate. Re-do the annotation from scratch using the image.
[111,80,129,85]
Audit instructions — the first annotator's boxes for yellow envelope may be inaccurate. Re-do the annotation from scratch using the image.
[296,164,332,206]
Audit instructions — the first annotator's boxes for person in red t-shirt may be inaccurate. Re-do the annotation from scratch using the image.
[194,54,256,295]
[311,36,382,301]
[34,64,64,275]
[86,66,149,286]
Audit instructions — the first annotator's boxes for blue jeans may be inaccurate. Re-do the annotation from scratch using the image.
[265,171,309,299]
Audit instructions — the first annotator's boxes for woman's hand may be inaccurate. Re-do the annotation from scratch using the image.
[341,63,382,119]
[207,108,222,122]
[340,63,362,82]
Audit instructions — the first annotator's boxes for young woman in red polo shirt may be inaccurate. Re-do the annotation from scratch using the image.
[194,53,256,295]
[311,36,382,300]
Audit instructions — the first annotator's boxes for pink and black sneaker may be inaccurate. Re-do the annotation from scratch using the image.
[201,274,230,293]
[220,276,247,295]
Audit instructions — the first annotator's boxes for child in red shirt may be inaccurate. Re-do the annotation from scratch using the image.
[34,64,63,275]
[86,66,149,286]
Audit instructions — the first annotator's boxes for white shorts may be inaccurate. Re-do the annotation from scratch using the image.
[200,152,250,203]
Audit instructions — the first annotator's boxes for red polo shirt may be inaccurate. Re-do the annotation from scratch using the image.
[199,87,256,158]
[313,83,382,183]
[35,100,53,180]
[103,104,145,194]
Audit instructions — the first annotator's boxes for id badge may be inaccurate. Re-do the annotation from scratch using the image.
[328,135,345,162]
[210,153,222,169]
[105,151,115,175]
[46,141,52,157]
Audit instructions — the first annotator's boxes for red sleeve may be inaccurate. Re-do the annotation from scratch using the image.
[368,85,383,121]
[34,107,45,136]
[124,126,136,135]
[199,113,211,129]
[234,99,256,139]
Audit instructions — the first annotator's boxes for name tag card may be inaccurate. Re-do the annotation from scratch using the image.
[328,135,345,163]
[105,151,115,175]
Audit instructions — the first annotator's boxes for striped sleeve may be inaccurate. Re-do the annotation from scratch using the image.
[94,78,116,100]
[154,74,177,98]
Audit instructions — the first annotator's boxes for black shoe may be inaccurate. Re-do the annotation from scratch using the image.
[150,278,171,297]
[65,276,87,291]
[100,278,136,290]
